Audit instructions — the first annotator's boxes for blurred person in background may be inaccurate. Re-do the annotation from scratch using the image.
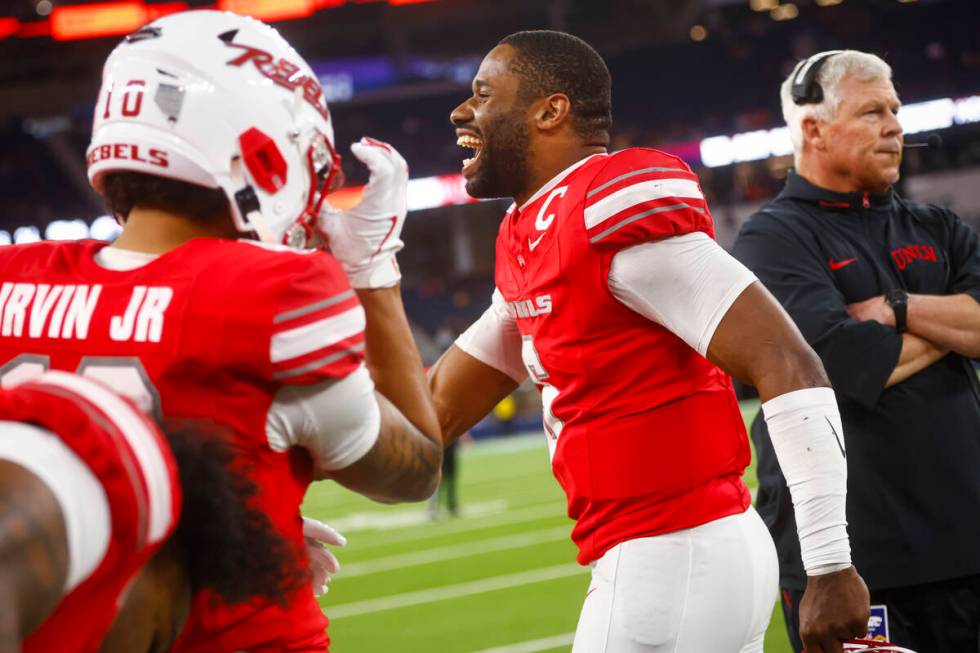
[733,50,980,652]
[0,10,441,652]
[0,371,294,653]
[429,435,471,519]
[430,30,870,653]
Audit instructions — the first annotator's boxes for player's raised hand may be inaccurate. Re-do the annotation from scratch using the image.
[302,517,347,597]
[319,137,409,289]
[800,566,871,653]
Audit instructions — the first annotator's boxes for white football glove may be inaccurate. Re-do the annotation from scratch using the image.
[303,516,347,597]
[319,137,408,289]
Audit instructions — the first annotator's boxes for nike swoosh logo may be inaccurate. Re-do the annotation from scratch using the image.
[829,257,857,271]
[584,587,598,600]
[528,233,547,251]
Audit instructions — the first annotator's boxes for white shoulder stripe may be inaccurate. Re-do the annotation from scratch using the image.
[36,371,175,545]
[584,178,703,230]
[271,305,366,363]
[0,421,111,592]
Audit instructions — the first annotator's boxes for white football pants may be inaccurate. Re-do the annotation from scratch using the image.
[571,507,779,653]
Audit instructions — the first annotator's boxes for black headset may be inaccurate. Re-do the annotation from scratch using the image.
[790,50,844,105]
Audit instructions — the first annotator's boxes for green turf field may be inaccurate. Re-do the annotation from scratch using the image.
[303,399,794,652]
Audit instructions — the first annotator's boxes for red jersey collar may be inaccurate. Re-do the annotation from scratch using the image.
[516,153,607,213]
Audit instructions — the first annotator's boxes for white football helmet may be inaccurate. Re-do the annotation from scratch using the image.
[87,9,339,246]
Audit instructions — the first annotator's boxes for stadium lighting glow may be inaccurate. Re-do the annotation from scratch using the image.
[217,0,316,21]
[771,3,800,20]
[10,0,440,40]
[767,127,794,156]
[699,93,980,167]
[50,1,148,40]
[330,173,476,212]
[732,130,772,163]
[954,96,980,125]
[699,136,735,168]
[899,98,955,134]
[13,226,41,244]
[0,17,19,40]
[45,219,90,241]
[89,216,124,241]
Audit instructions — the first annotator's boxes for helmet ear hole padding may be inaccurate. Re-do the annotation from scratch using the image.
[239,128,289,194]
[87,10,337,246]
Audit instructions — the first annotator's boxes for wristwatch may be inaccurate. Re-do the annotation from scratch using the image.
[885,288,909,332]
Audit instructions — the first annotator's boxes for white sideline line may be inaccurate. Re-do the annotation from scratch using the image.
[348,501,568,551]
[327,563,584,619]
[469,633,576,653]
[342,526,571,577]
[328,500,508,533]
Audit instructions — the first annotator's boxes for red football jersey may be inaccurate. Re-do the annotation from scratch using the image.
[0,371,181,653]
[0,238,365,651]
[495,148,752,564]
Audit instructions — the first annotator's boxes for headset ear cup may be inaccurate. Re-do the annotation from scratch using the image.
[808,83,823,104]
[791,50,842,105]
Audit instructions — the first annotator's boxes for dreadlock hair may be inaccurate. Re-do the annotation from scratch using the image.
[498,30,612,142]
[163,420,306,607]
[102,171,230,222]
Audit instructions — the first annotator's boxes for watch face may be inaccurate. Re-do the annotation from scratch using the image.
[887,289,907,305]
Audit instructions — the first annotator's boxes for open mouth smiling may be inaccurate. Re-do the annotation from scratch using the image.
[457,133,484,174]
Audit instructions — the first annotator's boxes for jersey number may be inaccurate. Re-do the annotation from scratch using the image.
[103,80,146,119]
[0,354,162,418]
[521,336,564,458]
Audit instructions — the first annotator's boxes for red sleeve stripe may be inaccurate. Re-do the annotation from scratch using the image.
[588,202,707,244]
[270,305,365,363]
[273,289,356,324]
[586,166,692,200]
[35,371,176,545]
[584,179,704,230]
[271,341,366,380]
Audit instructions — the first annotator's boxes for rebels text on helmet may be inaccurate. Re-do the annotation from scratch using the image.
[224,42,329,121]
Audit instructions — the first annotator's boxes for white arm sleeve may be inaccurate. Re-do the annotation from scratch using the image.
[608,232,757,355]
[0,421,111,593]
[266,364,381,472]
[454,288,528,383]
[763,387,852,576]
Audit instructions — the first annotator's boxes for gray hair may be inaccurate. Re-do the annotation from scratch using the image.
[780,50,893,165]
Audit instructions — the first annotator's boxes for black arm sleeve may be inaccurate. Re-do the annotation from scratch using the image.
[944,209,980,304]
[732,215,902,408]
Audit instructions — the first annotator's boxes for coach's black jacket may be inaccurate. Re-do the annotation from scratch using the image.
[733,171,980,591]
